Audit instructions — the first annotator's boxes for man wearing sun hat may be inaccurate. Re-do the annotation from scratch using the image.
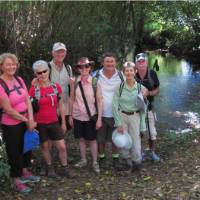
[135,53,160,162]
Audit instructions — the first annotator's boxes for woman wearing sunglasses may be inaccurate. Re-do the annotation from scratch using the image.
[69,57,103,174]
[0,53,39,193]
[29,60,74,178]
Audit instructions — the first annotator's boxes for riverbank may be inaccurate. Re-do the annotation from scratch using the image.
[1,131,200,200]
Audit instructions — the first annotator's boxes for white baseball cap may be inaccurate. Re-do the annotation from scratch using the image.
[135,53,148,62]
[52,42,67,51]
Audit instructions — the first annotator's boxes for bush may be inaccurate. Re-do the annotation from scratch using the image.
[0,132,10,189]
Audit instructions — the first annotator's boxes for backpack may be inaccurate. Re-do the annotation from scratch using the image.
[48,62,72,80]
[119,81,142,98]
[30,82,61,113]
[0,75,24,120]
[74,76,98,112]
[118,81,149,113]
[48,62,72,96]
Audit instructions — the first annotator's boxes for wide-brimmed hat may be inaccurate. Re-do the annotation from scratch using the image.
[112,129,132,150]
[135,53,148,62]
[73,57,95,68]
[52,42,67,51]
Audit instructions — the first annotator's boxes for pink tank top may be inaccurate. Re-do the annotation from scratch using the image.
[0,77,28,125]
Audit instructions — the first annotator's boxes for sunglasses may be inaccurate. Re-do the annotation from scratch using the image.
[36,69,48,75]
[77,64,90,69]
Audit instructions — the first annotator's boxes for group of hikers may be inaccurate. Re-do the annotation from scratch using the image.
[0,42,160,193]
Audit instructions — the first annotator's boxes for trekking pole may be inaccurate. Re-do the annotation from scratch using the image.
[146,108,152,141]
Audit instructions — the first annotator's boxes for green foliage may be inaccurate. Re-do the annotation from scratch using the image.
[167,129,198,147]
[0,144,10,177]
[0,1,199,75]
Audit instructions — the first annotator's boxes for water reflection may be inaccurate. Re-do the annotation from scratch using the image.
[148,53,200,133]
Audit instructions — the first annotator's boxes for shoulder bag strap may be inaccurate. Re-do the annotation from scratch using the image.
[78,81,92,118]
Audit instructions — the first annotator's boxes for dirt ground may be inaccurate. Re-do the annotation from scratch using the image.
[1,131,200,200]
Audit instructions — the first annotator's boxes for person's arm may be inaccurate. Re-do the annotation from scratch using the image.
[68,78,75,127]
[95,84,103,130]
[140,112,147,132]
[0,96,28,122]
[58,94,67,133]
[148,87,159,97]
[112,86,123,133]
[25,94,37,130]
[22,81,37,130]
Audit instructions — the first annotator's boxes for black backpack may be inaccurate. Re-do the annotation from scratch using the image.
[0,76,23,121]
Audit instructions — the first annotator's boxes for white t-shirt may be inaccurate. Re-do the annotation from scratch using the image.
[97,69,123,118]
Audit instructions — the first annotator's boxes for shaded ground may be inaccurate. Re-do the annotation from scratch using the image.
[1,131,200,200]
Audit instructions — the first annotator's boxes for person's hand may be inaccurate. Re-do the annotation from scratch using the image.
[96,119,102,130]
[141,88,149,97]
[61,123,67,134]
[69,116,74,127]
[117,126,124,134]
[26,119,37,131]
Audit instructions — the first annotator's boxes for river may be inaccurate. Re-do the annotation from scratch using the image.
[149,53,200,134]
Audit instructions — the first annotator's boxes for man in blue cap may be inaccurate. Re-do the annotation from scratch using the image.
[135,53,160,162]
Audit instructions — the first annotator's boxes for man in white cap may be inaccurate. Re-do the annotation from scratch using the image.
[135,53,160,162]
[49,42,73,129]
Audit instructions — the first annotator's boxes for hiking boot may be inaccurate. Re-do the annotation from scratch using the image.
[112,158,124,171]
[40,160,47,176]
[123,159,133,172]
[14,180,31,193]
[21,170,40,183]
[92,162,100,174]
[60,165,75,178]
[150,151,160,162]
[74,159,87,168]
[131,162,142,172]
[99,157,108,169]
[40,166,47,176]
[47,165,57,178]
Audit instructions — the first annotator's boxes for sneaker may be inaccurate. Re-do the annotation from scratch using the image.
[21,171,40,183]
[74,159,87,168]
[150,151,160,162]
[92,162,100,174]
[46,165,57,178]
[141,151,146,162]
[14,180,31,193]
[60,165,75,178]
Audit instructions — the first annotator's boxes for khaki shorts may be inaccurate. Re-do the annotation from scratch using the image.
[97,117,115,143]
[146,111,157,140]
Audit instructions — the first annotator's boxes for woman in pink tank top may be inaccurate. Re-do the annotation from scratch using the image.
[0,53,39,193]
[69,57,103,174]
